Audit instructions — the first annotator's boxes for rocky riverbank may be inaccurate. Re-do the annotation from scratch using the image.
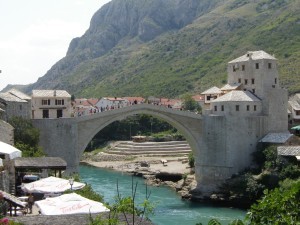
[81,151,253,209]
[81,152,197,199]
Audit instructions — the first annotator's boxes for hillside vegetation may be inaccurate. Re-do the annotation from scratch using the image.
[21,0,300,98]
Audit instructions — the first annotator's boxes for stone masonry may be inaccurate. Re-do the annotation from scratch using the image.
[33,51,288,196]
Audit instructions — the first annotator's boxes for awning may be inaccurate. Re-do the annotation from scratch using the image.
[22,176,85,194]
[0,141,22,159]
[35,193,109,215]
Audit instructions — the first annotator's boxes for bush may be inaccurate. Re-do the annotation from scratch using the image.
[247,179,300,224]
[188,152,195,168]
[8,117,45,157]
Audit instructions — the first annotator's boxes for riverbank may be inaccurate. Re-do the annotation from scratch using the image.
[81,152,197,199]
[81,151,254,209]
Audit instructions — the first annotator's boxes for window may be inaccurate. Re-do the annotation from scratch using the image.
[206,96,211,101]
[251,78,255,84]
[254,105,257,111]
[247,105,250,111]
[42,99,50,105]
[214,106,217,111]
[221,105,224,111]
[296,110,300,116]
[268,63,272,69]
[245,79,248,85]
[252,89,255,93]
[256,63,259,69]
[19,105,22,110]
[233,65,236,72]
[57,109,63,118]
[55,99,65,105]
[275,78,277,84]
[236,105,239,111]
[242,65,245,71]
[238,78,241,83]
[42,110,49,118]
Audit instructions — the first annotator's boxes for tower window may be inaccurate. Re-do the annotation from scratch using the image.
[245,79,248,85]
[256,63,259,69]
[268,63,272,69]
[214,106,217,111]
[275,78,277,84]
[251,78,255,84]
[233,66,236,72]
[236,105,240,111]
[247,105,250,111]
[238,78,241,83]
[252,89,255,93]
[242,65,245,71]
[221,105,224,111]
[254,105,257,111]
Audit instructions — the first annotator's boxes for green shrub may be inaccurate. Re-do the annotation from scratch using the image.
[188,152,195,168]
[247,179,300,224]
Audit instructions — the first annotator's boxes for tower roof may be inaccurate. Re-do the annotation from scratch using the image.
[229,50,276,63]
[212,90,261,102]
[201,86,222,95]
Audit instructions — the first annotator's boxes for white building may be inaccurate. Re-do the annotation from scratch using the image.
[208,50,287,133]
[95,97,126,111]
[31,90,72,119]
[288,94,300,124]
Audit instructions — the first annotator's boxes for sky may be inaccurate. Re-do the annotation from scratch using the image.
[0,0,111,90]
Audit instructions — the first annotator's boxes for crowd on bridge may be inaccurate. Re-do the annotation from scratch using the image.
[73,96,185,117]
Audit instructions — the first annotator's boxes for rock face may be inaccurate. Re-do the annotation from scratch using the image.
[24,0,220,93]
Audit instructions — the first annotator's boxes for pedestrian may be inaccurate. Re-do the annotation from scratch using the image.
[27,193,34,214]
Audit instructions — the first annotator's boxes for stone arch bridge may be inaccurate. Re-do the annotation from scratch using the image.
[32,104,262,195]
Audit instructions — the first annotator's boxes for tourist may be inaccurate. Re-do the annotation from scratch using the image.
[27,193,34,214]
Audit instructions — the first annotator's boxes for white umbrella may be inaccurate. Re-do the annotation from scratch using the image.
[35,193,109,215]
[22,176,85,194]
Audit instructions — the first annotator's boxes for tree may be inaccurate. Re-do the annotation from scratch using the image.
[181,94,201,112]
[247,179,300,225]
[8,116,44,157]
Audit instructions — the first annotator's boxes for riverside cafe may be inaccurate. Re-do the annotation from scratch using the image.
[13,157,67,198]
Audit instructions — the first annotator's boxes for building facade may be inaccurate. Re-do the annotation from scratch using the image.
[31,90,72,119]
[0,89,31,121]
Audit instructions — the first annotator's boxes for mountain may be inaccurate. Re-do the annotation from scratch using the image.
[22,0,300,98]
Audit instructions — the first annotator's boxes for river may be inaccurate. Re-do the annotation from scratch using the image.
[79,164,246,225]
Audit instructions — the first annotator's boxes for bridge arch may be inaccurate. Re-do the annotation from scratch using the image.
[77,104,203,160]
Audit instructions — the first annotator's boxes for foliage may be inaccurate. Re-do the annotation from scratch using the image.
[86,114,181,151]
[188,152,195,168]
[0,217,23,225]
[9,117,39,147]
[27,0,300,99]
[89,177,155,225]
[181,94,201,112]
[14,143,44,157]
[196,219,246,225]
[63,174,104,203]
[8,117,45,157]
[247,179,300,224]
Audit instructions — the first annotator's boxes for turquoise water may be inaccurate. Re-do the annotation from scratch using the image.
[79,164,246,225]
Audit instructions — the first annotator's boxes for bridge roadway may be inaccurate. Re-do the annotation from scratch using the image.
[32,103,261,196]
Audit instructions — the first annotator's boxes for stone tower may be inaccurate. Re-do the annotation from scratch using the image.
[227,50,288,132]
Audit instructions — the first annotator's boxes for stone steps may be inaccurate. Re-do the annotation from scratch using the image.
[107,141,192,156]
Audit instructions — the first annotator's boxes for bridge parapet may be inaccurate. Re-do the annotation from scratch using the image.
[75,103,202,122]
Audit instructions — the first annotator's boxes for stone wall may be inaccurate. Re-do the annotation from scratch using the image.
[0,120,14,145]
[0,170,10,192]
